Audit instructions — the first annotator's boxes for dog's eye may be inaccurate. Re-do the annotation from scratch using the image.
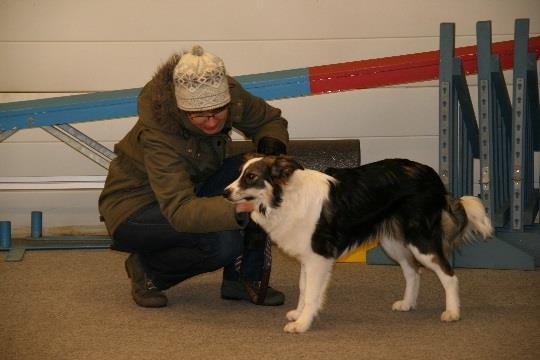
[246,173,258,182]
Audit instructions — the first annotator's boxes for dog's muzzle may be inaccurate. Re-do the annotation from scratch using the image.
[223,190,255,203]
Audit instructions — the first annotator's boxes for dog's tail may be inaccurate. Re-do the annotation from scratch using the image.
[442,195,494,253]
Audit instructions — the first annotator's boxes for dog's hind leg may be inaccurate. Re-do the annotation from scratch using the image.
[380,237,421,312]
[286,263,306,321]
[284,255,334,333]
[408,244,460,322]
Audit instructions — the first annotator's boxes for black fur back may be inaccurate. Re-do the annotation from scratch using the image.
[311,159,449,259]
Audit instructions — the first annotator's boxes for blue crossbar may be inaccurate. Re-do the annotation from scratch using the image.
[0,70,311,132]
[0,88,140,131]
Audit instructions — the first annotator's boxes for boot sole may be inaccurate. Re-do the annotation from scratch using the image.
[221,285,284,306]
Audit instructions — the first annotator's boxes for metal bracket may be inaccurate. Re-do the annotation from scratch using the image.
[41,125,114,170]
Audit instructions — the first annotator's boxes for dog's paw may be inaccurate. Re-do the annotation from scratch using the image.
[392,300,415,312]
[283,320,311,334]
[440,309,460,322]
[286,310,301,321]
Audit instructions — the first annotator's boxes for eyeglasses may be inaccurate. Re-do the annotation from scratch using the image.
[187,105,229,125]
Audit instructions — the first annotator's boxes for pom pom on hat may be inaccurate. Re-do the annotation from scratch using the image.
[191,45,204,56]
[173,45,231,111]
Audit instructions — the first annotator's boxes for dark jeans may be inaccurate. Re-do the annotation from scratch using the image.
[112,155,264,290]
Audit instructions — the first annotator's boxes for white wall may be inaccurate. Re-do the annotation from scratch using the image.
[1,0,539,228]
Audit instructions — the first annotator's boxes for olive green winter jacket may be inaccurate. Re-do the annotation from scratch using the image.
[98,54,289,235]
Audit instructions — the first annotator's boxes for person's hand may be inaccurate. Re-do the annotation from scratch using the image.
[257,137,287,156]
[235,201,255,213]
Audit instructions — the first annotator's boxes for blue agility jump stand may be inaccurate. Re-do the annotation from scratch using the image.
[0,211,111,262]
[368,19,540,270]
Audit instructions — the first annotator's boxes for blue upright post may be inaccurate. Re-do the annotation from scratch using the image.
[452,57,479,196]
[439,23,478,198]
[511,18,539,231]
[31,211,43,239]
[477,20,512,227]
[0,221,12,249]
[439,23,455,193]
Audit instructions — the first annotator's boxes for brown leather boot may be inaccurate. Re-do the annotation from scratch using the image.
[125,254,168,308]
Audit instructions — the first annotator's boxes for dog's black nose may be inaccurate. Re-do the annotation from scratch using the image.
[223,189,231,198]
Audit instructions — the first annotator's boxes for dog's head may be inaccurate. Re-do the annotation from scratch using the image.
[224,154,304,212]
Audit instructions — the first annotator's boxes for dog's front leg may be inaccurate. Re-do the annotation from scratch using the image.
[284,255,334,333]
[286,262,306,321]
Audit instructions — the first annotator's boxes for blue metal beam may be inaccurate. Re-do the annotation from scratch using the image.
[0,70,311,132]
[511,18,539,231]
[439,23,478,198]
[0,88,140,132]
[439,23,456,192]
[477,20,512,228]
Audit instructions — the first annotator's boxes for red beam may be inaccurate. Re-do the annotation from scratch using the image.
[309,36,540,94]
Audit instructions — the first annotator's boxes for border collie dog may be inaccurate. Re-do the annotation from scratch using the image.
[224,155,493,333]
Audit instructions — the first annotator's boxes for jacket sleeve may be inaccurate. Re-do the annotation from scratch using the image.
[141,128,247,233]
[230,78,289,149]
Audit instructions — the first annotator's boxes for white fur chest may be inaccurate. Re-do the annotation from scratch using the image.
[251,169,334,260]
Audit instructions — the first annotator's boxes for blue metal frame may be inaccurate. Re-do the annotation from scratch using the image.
[452,19,539,270]
[1,213,111,262]
[3,237,112,262]
[369,19,539,270]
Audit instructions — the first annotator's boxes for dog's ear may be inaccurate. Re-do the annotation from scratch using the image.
[270,156,304,181]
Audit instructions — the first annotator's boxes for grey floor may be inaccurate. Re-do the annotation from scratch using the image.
[1,248,539,360]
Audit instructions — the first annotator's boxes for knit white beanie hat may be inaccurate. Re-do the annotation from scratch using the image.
[173,45,231,112]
